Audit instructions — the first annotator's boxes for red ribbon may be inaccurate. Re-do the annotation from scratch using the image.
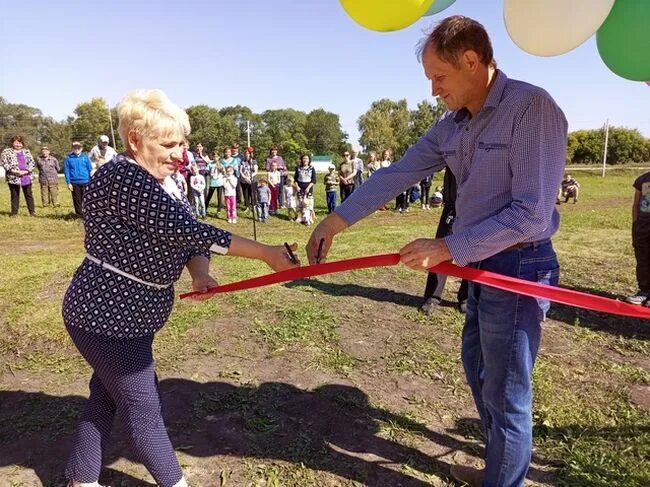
[180,253,650,320]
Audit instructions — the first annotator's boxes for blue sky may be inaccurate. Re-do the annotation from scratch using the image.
[2,0,649,145]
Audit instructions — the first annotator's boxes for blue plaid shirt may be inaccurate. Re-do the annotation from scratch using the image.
[335,70,568,266]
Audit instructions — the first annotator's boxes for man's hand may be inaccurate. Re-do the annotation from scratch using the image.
[306,213,349,264]
[68,184,73,191]
[399,238,452,271]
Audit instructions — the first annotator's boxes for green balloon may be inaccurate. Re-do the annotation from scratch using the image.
[596,0,650,81]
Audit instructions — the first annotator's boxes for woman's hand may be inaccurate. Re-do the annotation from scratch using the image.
[263,242,301,272]
[189,274,219,301]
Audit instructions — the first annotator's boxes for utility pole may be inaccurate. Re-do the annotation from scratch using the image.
[246,120,251,149]
[107,102,117,148]
[601,119,609,177]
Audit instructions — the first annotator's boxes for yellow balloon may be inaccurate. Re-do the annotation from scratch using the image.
[340,0,435,32]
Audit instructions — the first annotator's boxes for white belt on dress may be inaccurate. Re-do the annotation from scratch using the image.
[86,254,172,290]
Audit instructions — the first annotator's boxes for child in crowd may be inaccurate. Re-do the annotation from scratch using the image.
[324,164,340,213]
[283,176,299,221]
[366,151,379,177]
[223,166,238,223]
[171,163,187,194]
[296,193,315,226]
[409,182,421,206]
[430,186,444,208]
[268,161,281,215]
[189,165,206,219]
[256,178,271,223]
[420,174,432,209]
[626,170,650,306]
[396,187,410,213]
[206,155,224,217]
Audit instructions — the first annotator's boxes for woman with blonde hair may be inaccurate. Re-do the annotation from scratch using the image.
[380,149,392,168]
[366,151,379,177]
[62,89,300,487]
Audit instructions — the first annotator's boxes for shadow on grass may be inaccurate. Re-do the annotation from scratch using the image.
[0,381,473,486]
[0,208,82,221]
[285,279,423,308]
[547,283,650,340]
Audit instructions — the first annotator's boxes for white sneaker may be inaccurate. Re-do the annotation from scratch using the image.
[626,290,649,305]
[233,219,238,224]
[173,477,189,487]
[68,481,105,487]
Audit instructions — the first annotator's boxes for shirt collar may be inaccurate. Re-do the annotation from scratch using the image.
[453,69,508,123]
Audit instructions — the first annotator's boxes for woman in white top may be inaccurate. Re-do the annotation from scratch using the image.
[380,149,392,168]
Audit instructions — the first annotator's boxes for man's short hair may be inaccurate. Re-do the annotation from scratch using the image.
[417,15,494,68]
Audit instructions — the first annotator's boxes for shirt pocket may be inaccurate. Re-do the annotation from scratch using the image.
[477,141,509,152]
[475,140,511,176]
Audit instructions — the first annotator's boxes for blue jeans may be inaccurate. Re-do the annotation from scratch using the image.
[257,202,269,221]
[462,240,559,487]
[193,190,205,218]
[326,191,337,213]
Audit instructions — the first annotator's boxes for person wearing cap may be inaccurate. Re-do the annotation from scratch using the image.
[89,135,117,172]
[36,146,60,207]
[64,142,93,218]
[324,163,340,213]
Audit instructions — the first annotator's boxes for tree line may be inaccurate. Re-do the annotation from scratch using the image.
[1,96,648,165]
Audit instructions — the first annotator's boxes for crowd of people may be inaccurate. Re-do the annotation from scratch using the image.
[3,132,647,316]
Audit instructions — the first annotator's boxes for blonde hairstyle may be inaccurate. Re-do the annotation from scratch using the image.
[117,89,190,147]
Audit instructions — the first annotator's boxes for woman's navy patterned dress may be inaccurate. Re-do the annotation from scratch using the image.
[62,154,232,486]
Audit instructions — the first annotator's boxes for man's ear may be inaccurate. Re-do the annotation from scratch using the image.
[462,50,481,73]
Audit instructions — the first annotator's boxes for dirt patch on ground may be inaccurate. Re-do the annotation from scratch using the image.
[0,273,646,486]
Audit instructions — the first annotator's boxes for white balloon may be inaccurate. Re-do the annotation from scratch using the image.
[504,0,615,57]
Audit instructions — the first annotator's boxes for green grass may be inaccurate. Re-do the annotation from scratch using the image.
[1,167,649,486]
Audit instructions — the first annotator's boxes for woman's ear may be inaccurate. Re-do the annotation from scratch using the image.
[127,130,140,153]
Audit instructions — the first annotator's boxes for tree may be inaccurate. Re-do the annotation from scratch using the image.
[305,108,347,156]
[42,120,74,160]
[219,105,261,148]
[261,109,308,166]
[71,98,113,150]
[567,129,603,164]
[567,126,650,164]
[0,97,49,150]
[186,105,240,157]
[358,99,410,158]
[607,127,649,164]
[409,99,446,146]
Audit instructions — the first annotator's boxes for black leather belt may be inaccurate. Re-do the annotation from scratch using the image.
[503,239,551,252]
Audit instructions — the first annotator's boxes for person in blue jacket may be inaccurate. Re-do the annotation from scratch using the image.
[64,141,93,218]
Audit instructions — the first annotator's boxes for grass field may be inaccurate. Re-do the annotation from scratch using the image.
[0,168,648,486]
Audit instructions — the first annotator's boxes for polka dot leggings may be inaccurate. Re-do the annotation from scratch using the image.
[65,324,183,487]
